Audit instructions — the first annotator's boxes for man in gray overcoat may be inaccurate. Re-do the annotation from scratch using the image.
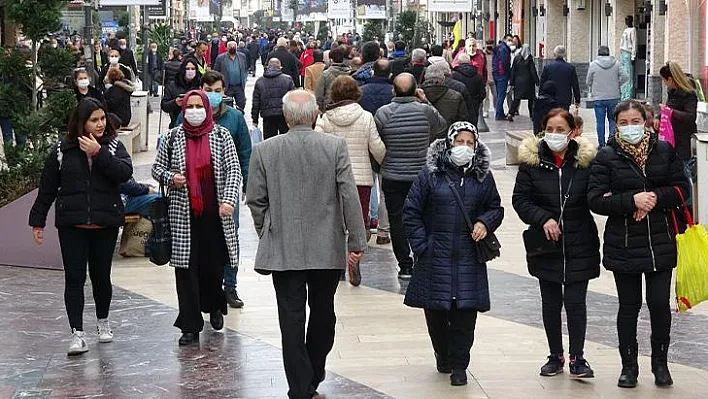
[246,89,367,399]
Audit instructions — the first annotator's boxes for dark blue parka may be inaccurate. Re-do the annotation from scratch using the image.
[403,139,504,311]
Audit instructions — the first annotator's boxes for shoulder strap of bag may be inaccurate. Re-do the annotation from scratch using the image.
[558,169,576,228]
[444,173,475,233]
[160,131,177,197]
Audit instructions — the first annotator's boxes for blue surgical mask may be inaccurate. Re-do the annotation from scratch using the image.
[206,91,223,108]
[617,125,646,145]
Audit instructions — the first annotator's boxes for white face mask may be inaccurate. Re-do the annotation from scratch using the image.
[509,45,517,52]
[104,83,112,89]
[77,79,90,88]
[184,108,207,126]
[120,45,127,50]
[185,70,197,80]
[449,145,476,167]
[618,125,646,144]
[544,132,571,152]
[109,56,119,64]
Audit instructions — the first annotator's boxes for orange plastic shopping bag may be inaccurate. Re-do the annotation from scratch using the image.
[672,187,708,312]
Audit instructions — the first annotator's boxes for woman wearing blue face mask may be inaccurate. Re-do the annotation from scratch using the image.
[587,99,690,389]
[403,121,504,387]
[512,108,600,379]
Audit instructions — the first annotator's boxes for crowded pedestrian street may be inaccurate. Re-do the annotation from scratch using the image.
[0,60,707,398]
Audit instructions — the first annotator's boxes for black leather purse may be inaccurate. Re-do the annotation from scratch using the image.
[444,174,501,263]
[149,133,175,266]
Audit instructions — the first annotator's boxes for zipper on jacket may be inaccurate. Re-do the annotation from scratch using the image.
[624,217,629,247]
[616,147,657,271]
[558,167,566,284]
[664,214,673,242]
[451,173,461,301]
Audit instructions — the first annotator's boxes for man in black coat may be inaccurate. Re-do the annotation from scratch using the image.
[247,36,260,76]
[118,38,138,79]
[539,45,580,110]
[360,60,394,115]
[389,41,411,79]
[267,37,302,88]
[147,43,164,97]
[252,58,295,140]
[452,53,486,127]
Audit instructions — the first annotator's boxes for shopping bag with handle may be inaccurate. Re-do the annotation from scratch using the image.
[250,127,263,145]
[659,107,675,147]
[672,186,708,312]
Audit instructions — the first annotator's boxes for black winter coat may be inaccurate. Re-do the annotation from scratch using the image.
[104,80,134,127]
[666,88,698,160]
[266,48,302,87]
[404,63,426,83]
[29,135,133,228]
[452,64,486,124]
[390,54,411,78]
[510,55,539,100]
[163,59,181,85]
[532,94,560,134]
[539,58,580,107]
[359,77,393,115]
[252,69,295,121]
[404,139,504,311]
[587,132,691,274]
[161,71,201,128]
[512,137,600,284]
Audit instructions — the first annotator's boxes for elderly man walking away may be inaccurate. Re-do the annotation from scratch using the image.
[252,58,295,140]
[539,45,581,111]
[213,41,249,110]
[246,90,367,399]
[375,73,446,279]
[586,45,628,147]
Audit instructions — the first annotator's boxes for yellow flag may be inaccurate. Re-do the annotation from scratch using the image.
[453,20,462,46]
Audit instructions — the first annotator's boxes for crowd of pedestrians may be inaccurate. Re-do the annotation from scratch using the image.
[22,27,700,399]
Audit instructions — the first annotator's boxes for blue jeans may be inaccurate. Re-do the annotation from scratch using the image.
[370,173,379,222]
[494,76,509,119]
[593,99,619,147]
[0,116,25,147]
[223,203,240,290]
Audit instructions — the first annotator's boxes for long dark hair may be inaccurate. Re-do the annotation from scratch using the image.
[66,98,115,141]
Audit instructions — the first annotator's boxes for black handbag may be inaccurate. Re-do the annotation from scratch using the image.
[444,174,501,263]
[149,133,175,266]
[522,170,574,258]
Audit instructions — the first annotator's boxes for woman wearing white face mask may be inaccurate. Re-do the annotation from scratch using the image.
[98,49,134,91]
[403,121,504,387]
[513,108,599,379]
[161,59,202,128]
[152,90,242,346]
[73,68,105,105]
[587,100,690,389]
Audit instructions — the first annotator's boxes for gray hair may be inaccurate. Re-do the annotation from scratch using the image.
[425,61,451,84]
[276,37,288,48]
[268,58,282,69]
[554,45,566,59]
[598,45,610,56]
[457,53,471,64]
[227,41,237,49]
[282,89,318,127]
[412,48,426,63]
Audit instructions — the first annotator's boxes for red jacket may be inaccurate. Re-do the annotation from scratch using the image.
[470,50,487,81]
[299,48,314,76]
[205,41,227,67]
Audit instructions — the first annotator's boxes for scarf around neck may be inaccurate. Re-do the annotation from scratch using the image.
[181,90,215,216]
[615,129,650,171]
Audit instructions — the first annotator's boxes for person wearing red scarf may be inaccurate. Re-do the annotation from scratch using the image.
[152,89,242,346]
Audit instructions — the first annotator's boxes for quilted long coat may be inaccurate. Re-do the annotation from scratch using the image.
[403,139,504,311]
[152,125,242,269]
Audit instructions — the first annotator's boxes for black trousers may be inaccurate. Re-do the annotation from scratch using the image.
[272,269,341,399]
[225,85,246,110]
[382,179,414,268]
[174,213,228,333]
[58,226,119,331]
[509,96,535,117]
[424,303,478,370]
[263,115,290,140]
[539,279,589,356]
[613,270,672,346]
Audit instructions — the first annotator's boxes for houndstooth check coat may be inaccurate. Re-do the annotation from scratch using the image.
[152,125,242,269]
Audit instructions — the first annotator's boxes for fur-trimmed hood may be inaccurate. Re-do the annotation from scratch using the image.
[113,79,135,93]
[426,138,491,182]
[518,135,596,169]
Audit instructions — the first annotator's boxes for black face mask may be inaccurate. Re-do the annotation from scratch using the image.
[228,48,236,55]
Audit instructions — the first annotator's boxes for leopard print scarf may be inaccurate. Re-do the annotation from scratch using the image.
[615,129,650,171]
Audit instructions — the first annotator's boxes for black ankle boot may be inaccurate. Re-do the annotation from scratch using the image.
[651,340,674,387]
[178,332,199,346]
[617,343,639,388]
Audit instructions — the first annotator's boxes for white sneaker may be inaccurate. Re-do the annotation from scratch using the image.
[483,111,489,118]
[68,329,89,355]
[97,319,113,343]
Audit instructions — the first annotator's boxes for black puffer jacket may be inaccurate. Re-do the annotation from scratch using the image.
[104,80,135,127]
[452,64,486,124]
[666,88,698,160]
[161,67,201,128]
[513,136,600,284]
[29,135,133,228]
[587,132,691,273]
[252,68,295,121]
